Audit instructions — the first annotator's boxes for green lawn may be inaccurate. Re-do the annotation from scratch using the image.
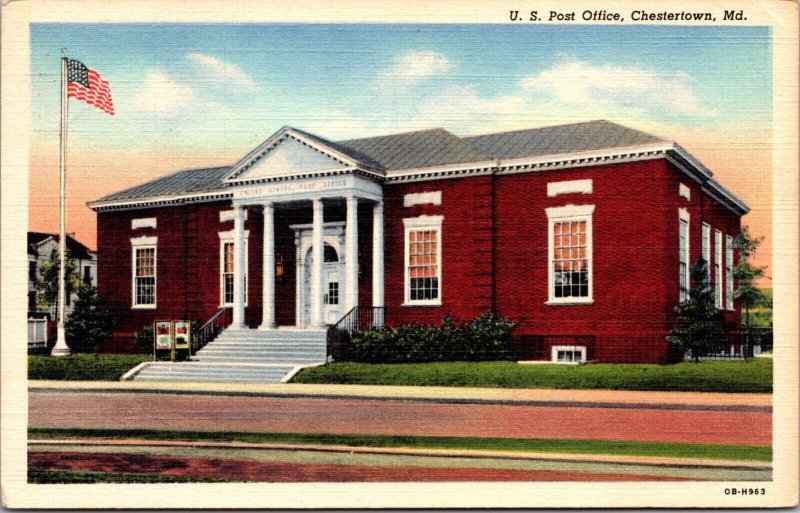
[28,354,150,381]
[292,359,773,393]
[28,469,227,484]
[29,427,771,462]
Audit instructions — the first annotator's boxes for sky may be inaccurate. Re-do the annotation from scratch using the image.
[28,23,773,278]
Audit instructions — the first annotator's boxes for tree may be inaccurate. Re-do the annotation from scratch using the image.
[732,226,767,329]
[668,258,726,362]
[36,248,80,317]
[64,283,115,353]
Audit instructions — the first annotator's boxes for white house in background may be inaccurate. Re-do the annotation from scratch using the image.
[27,232,97,318]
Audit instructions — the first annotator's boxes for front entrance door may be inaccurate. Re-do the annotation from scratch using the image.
[296,227,344,327]
[324,269,340,324]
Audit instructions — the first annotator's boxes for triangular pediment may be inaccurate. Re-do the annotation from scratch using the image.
[224,127,358,183]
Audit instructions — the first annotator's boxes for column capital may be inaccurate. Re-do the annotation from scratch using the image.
[262,200,274,210]
[312,197,324,208]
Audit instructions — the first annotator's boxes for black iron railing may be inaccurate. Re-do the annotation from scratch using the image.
[192,308,232,355]
[327,306,386,362]
[334,306,385,334]
[692,327,774,360]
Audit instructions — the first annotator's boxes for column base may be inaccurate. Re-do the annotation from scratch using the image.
[258,323,277,330]
[50,326,71,356]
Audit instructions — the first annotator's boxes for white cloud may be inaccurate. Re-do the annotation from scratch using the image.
[132,70,197,114]
[384,50,454,87]
[186,53,259,92]
[519,57,715,118]
[129,70,226,117]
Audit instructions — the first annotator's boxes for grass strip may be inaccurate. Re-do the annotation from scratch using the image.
[28,469,227,484]
[28,354,151,381]
[292,359,773,393]
[29,427,771,462]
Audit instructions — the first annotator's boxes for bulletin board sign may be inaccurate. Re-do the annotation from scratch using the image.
[154,320,172,351]
[174,321,191,351]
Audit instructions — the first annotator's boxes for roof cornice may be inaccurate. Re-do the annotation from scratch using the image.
[90,138,749,217]
[88,190,233,212]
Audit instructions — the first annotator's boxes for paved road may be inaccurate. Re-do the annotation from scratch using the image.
[29,391,771,445]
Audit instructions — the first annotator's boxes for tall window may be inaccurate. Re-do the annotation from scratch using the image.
[83,265,92,285]
[403,216,443,305]
[715,229,722,308]
[220,239,248,306]
[679,212,690,302]
[702,223,711,280]
[546,205,594,304]
[726,235,734,310]
[133,246,156,307]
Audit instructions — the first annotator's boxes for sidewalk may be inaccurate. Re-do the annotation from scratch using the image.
[28,380,772,411]
[29,438,772,470]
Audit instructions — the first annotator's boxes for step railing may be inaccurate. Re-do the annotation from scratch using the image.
[327,306,385,362]
[192,307,232,354]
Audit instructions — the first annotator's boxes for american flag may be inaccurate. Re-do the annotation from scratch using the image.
[66,59,114,116]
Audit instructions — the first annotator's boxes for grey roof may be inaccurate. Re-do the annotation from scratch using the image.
[339,128,490,171]
[97,166,230,203]
[28,232,94,258]
[291,127,386,170]
[93,121,668,205]
[463,120,666,160]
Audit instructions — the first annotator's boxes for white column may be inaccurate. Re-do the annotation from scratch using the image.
[372,201,384,327]
[345,196,359,312]
[310,198,324,328]
[260,202,276,329]
[232,204,246,329]
[294,234,303,327]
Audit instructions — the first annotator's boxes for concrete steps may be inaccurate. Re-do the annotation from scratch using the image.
[130,362,298,383]
[127,328,328,383]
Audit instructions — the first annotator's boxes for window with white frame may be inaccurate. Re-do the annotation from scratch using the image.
[131,236,157,308]
[679,210,690,302]
[403,215,443,305]
[219,231,249,306]
[551,345,587,363]
[715,229,723,309]
[726,235,734,310]
[702,223,711,280]
[546,205,594,303]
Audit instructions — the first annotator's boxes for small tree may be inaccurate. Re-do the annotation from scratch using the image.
[36,248,80,317]
[668,258,726,362]
[65,283,115,353]
[732,226,767,329]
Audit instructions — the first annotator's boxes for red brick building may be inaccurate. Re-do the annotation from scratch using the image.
[89,120,748,363]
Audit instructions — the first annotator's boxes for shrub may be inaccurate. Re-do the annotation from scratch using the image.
[64,284,114,353]
[345,311,515,363]
[134,324,154,354]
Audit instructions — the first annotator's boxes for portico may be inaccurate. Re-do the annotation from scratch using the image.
[222,126,386,331]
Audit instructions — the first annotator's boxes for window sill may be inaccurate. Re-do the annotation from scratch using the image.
[402,301,442,307]
[545,299,593,306]
[132,305,157,310]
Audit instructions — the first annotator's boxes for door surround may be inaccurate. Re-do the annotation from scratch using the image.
[292,222,345,327]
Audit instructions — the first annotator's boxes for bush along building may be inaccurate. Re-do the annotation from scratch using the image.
[89,120,748,366]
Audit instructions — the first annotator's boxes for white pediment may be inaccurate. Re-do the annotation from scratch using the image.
[227,133,353,183]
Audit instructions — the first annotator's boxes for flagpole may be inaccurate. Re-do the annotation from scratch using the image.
[52,55,71,356]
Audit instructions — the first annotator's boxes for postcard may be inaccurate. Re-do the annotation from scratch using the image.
[2,0,797,508]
